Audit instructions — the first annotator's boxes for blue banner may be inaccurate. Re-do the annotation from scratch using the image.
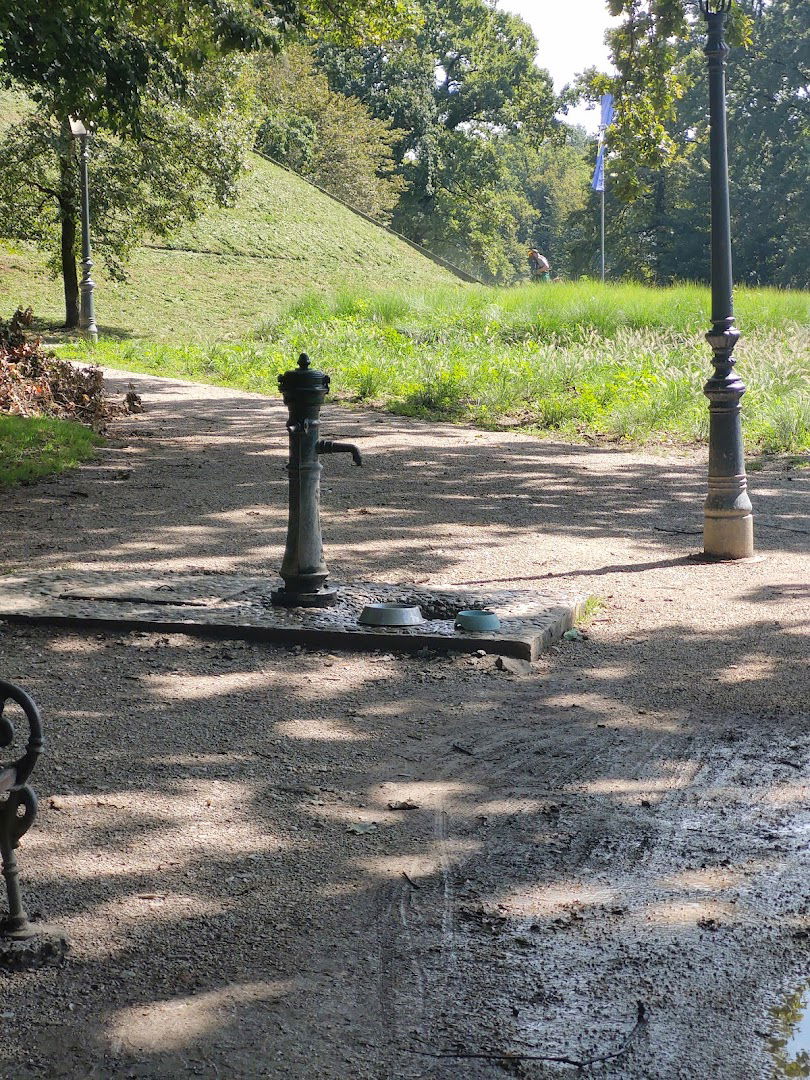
[591,145,605,192]
[600,93,615,131]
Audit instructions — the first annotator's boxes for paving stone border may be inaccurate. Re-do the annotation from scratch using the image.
[0,572,588,660]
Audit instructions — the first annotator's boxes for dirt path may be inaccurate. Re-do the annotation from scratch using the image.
[0,368,807,1079]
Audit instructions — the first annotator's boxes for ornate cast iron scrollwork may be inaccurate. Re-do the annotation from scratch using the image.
[0,679,44,939]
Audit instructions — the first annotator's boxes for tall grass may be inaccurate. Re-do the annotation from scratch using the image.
[265,281,808,339]
[64,281,810,454]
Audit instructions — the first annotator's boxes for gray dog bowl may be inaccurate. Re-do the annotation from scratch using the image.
[358,603,424,627]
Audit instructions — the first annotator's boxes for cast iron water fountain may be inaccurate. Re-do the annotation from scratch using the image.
[272,353,362,608]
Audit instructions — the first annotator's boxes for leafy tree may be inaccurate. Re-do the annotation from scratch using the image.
[318,0,562,279]
[0,0,417,136]
[253,47,404,221]
[594,0,749,198]
[0,63,256,327]
[0,0,417,326]
[411,132,538,277]
[572,0,807,288]
[720,0,809,286]
[506,134,592,278]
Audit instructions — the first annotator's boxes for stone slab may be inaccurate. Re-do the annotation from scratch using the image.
[0,572,588,661]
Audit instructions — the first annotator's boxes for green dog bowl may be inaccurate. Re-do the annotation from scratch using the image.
[454,609,500,632]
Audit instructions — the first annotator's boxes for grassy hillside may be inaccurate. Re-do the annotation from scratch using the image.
[3,93,807,454]
[0,151,460,341]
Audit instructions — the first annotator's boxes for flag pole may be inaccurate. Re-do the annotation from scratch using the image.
[592,93,614,284]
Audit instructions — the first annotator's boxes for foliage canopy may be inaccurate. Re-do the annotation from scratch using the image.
[0,0,417,133]
[572,0,808,288]
[318,0,565,280]
[253,47,405,221]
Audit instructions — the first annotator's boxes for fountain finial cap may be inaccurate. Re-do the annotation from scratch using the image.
[278,351,330,397]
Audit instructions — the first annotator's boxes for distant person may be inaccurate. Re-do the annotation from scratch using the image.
[527,248,551,282]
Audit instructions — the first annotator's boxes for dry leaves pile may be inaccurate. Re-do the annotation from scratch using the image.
[0,308,112,430]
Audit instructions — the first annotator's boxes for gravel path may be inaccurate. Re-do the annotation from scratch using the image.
[0,368,807,1079]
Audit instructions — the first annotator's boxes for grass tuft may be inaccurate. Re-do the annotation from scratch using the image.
[0,414,101,487]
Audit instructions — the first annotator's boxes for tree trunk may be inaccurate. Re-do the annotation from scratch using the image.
[58,148,79,329]
[61,213,80,329]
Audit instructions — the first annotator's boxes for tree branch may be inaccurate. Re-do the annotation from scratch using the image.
[27,180,61,200]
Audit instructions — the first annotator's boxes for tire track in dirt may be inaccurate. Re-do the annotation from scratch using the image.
[367,674,809,1077]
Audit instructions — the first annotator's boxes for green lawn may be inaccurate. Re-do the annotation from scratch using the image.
[62,281,810,454]
[0,414,101,487]
[0,117,437,487]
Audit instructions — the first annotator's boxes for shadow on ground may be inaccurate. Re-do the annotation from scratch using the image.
[0,612,806,1079]
[0,370,807,1079]
[4,369,806,586]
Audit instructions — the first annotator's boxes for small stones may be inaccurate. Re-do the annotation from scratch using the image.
[0,925,69,971]
[496,656,535,676]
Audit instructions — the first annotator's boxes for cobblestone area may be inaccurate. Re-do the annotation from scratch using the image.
[0,571,586,660]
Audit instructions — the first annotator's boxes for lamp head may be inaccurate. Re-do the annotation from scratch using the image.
[699,0,732,13]
[68,116,88,137]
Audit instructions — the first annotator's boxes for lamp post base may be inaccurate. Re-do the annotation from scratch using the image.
[703,512,754,560]
[79,277,97,343]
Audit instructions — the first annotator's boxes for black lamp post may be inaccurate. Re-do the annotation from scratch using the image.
[700,0,753,559]
[68,117,98,343]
